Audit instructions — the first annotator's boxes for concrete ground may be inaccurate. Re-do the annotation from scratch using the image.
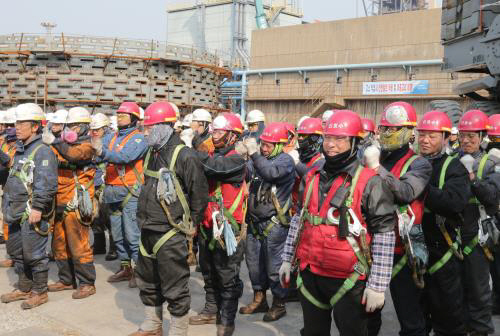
[0,243,499,336]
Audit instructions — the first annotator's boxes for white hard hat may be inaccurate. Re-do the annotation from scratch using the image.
[451,127,459,135]
[0,110,5,124]
[139,107,145,120]
[90,113,110,130]
[246,110,265,123]
[4,108,16,124]
[46,113,54,123]
[66,107,91,124]
[298,116,310,127]
[322,110,334,123]
[192,108,212,123]
[169,102,180,119]
[110,115,118,131]
[174,121,183,130]
[182,113,193,127]
[51,109,69,124]
[15,103,45,121]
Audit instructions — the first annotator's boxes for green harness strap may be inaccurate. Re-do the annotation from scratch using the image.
[140,228,178,259]
[297,166,370,310]
[391,155,418,278]
[429,241,459,275]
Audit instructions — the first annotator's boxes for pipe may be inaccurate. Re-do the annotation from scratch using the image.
[255,0,269,29]
[241,71,247,120]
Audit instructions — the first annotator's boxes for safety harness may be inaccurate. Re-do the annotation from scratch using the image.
[462,153,494,261]
[140,144,193,259]
[11,144,55,236]
[296,165,371,310]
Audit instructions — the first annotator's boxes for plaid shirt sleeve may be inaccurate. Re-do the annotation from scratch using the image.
[282,214,301,263]
[366,231,395,292]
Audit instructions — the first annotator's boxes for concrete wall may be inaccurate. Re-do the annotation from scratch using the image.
[246,8,483,124]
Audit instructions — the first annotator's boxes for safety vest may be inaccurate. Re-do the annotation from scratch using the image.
[390,150,425,255]
[1,141,17,168]
[292,153,322,208]
[52,145,95,205]
[202,149,248,229]
[105,129,143,186]
[296,165,376,279]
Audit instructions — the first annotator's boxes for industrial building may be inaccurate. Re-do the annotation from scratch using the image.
[243,8,482,123]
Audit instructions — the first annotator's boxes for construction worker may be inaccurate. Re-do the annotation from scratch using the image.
[361,118,376,140]
[280,110,396,335]
[369,102,432,336]
[417,110,470,335]
[42,107,97,299]
[130,101,208,336]
[191,108,214,154]
[321,109,335,128]
[239,122,295,322]
[244,109,266,141]
[92,102,148,288]
[282,122,300,164]
[50,109,68,138]
[189,113,247,336]
[180,113,193,148]
[0,108,17,267]
[457,109,499,335]
[89,113,117,260]
[446,126,460,155]
[0,103,58,309]
[487,114,500,315]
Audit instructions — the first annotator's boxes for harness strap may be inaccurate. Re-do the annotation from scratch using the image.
[139,228,178,259]
[428,241,459,275]
[391,254,408,279]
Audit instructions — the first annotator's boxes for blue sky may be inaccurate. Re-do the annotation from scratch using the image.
[0,1,442,41]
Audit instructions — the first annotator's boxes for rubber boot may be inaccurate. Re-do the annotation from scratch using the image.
[93,232,106,255]
[239,290,269,314]
[216,325,235,336]
[263,297,286,322]
[129,306,163,336]
[169,314,189,336]
[20,292,48,310]
[107,262,133,283]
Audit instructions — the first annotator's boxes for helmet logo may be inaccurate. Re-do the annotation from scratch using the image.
[422,120,439,126]
[330,122,348,129]
[386,106,408,125]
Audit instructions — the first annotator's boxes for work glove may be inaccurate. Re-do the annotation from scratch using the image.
[91,136,103,156]
[244,137,259,156]
[279,261,291,288]
[460,154,475,173]
[234,141,248,159]
[42,127,55,145]
[362,145,380,170]
[362,287,385,313]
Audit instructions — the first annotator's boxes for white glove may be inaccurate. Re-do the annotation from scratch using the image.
[244,137,259,156]
[279,261,291,288]
[42,127,55,145]
[363,145,381,170]
[91,136,103,156]
[234,141,248,158]
[362,288,385,313]
[460,154,475,173]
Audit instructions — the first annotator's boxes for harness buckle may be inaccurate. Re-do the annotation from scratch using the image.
[353,262,366,276]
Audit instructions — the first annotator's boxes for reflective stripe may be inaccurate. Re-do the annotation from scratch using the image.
[139,228,178,259]
[400,155,418,177]
[463,235,478,256]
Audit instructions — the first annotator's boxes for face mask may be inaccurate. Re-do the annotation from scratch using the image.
[5,127,16,142]
[379,127,413,151]
[61,128,78,143]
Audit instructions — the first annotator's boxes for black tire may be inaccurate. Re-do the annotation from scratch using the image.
[428,100,463,126]
[465,101,500,116]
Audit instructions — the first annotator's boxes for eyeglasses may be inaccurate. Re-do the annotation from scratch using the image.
[458,133,479,141]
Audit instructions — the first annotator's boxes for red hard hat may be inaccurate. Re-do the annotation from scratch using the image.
[143,101,177,126]
[488,114,500,136]
[213,112,244,134]
[458,109,490,132]
[324,110,363,137]
[117,102,141,119]
[380,102,417,127]
[297,118,323,135]
[260,122,289,143]
[361,118,376,133]
[417,110,452,133]
[281,122,296,136]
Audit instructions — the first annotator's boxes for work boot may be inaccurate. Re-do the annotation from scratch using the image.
[20,292,48,309]
[263,297,286,322]
[239,290,269,314]
[107,263,133,283]
[189,309,217,325]
[48,281,74,292]
[169,314,189,336]
[129,268,137,288]
[0,259,13,268]
[1,289,31,303]
[72,285,96,299]
[216,325,235,336]
[129,306,163,336]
